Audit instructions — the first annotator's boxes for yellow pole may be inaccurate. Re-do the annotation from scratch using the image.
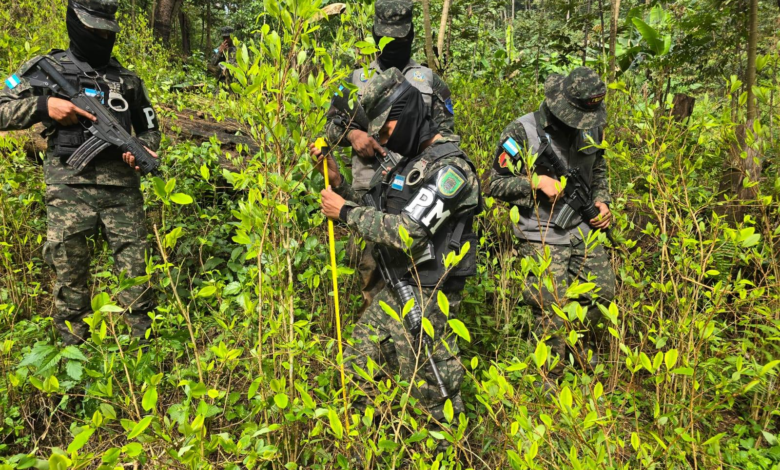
[315,138,351,437]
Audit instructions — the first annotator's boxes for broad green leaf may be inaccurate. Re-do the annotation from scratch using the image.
[664,349,679,370]
[274,393,289,409]
[198,285,217,298]
[127,415,154,440]
[443,399,453,422]
[632,18,663,55]
[123,442,144,457]
[422,317,434,340]
[379,301,401,323]
[378,36,395,51]
[559,386,573,413]
[437,290,450,317]
[534,341,548,369]
[142,386,158,412]
[67,427,95,454]
[448,319,471,343]
[170,193,193,205]
[327,408,343,439]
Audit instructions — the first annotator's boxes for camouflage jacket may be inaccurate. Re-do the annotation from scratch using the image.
[208,46,237,80]
[486,105,610,243]
[334,136,479,255]
[0,51,161,187]
[325,60,457,193]
[325,60,456,147]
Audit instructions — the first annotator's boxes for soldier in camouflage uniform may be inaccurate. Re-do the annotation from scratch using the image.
[208,26,237,85]
[0,0,160,345]
[486,67,615,382]
[312,69,479,443]
[324,0,457,307]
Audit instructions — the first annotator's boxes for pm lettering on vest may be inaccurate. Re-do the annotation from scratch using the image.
[143,107,156,129]
[403,185,453,235]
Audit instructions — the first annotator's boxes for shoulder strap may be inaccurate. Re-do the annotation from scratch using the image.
[65,49,99,78]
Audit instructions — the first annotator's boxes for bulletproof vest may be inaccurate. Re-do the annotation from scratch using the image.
[374,142,478,291]
[45,50,132,160]
[351,60,435,192]
[513,111,603,244]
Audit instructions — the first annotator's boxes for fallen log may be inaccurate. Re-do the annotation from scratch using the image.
[0,108,259,171]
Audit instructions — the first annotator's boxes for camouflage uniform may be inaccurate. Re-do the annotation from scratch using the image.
[0,0,160,344]
[325,0,457,306]
[208,27,237,85]
[330,69,480,425]
[486,67,615,376]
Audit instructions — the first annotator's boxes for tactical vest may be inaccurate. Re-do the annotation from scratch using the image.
[513,111,603,244]
[43,50,132,159]
[351,61,436,192]
[372,141,478,292]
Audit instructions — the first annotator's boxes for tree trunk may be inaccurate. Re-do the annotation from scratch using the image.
[421,0,439,72]
[437,0,452,71]
[720,0,761,223]
[746,0,758,122]
[608,0,621,80]
[206,0,212,53]
[582,0,592,65]
[671,93,696,122]
[153,0,181,42]
[179,7,191,56]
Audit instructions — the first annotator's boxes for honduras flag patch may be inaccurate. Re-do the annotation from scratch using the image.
[445,98,454,115]
[502,137,521,158]
[391,175,405,191]
[5,74,20,90]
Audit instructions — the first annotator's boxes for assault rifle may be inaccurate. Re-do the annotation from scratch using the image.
[362,192,449,399]
[534,134,601,229]
[330,86,401,188]
[501,132,599,229]
[30,58,159,175]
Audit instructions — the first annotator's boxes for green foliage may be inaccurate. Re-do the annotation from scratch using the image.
[0,0,778,469]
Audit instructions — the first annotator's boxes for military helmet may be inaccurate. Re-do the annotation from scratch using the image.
[362,68,412,135]
[221,26,235,38]
[374,0,413,38]
[69,0,120,33]
[544,66,607,129]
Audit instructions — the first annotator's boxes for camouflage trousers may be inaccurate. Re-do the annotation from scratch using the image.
[346,286,464,424]
[43,184,154,344]
[519,237,615,375]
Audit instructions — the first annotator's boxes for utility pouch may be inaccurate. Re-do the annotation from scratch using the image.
[52,129,87,159]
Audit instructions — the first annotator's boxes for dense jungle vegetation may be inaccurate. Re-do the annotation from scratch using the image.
[0,0,779,468]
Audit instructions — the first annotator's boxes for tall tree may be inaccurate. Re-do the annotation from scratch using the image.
[721,0,761,221]
[437,0,453,70]
[608,0,621,80]
[153,0,182,42]
[422,0,439,72]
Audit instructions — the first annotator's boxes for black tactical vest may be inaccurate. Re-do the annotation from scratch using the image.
[373,142,478,292]
[45,50,132,159]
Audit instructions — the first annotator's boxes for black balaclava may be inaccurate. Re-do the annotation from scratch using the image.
[66,7,116,68]
[374,25,414,71]
[384,84,435,157]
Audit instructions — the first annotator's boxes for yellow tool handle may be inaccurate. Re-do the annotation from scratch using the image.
[317,139,351,437]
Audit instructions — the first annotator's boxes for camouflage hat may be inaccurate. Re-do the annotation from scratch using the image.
[69,0,120,33]
[220,26,235,38]
[544,67,607,129]
[374,0,413,38]
[362,68,412,135]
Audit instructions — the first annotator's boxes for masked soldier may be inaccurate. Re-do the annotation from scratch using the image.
[325,0,457,306]
[0,0,161,345]
[313,68,478,450]
[486,67,615,384]
[208,26,237,85]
